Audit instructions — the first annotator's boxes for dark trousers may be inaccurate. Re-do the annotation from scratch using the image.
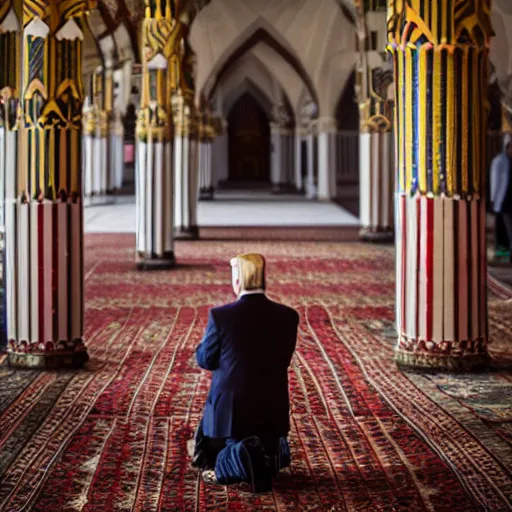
[500,212,512,250]
[192,421,291,492]
[496,214,509,249]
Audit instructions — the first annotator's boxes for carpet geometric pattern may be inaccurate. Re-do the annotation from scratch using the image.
[0,234,511,511]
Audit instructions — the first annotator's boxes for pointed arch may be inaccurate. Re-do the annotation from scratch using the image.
[202,17,318,107]
[223,78,274,119]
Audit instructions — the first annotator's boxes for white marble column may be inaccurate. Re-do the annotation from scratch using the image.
[136,117,174,268]
[317,117,337,200]
[84,107,109,197]
[135,16,176,269]
[109,111,124,191]
[173,94,199,239]
[305,125,317,199]
[84,71,110,197]
[359,130,394,241]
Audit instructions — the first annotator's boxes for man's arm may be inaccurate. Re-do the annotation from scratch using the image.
[196,311,221,371]
[285,310,300,367]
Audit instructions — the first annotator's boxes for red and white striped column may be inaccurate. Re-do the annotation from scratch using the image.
[0,0,20,351]
[395,196,487,368]
[6,0,92,368]
[388,0,492,369]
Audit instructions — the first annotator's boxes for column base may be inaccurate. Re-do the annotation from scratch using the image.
[136,252,176,271]
[395,349,489,372]
[305,183,317,199]
[359,228,394,243]
[174,226,199,240]
[199,187,215,201]
[271,183,295,194]
[7,348,89,369]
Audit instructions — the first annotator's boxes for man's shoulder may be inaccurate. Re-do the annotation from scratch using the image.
[210,301,238,316]
[210,298,299,322]
[268,299,299,322]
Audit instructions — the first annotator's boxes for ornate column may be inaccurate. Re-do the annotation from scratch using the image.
[358,66,394,241]
[388,0,492,370]
[0,0,20,351]
[135,0,179,269]
[173,40,199,239]
[6,0,94,367]
[106,60,124,191]
[84,71,109,197]
[317,117,337,200]
[350,1,394,241]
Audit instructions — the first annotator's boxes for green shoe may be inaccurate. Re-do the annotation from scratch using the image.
[495,248,510,258]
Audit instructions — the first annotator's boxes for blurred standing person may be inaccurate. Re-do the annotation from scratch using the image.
[491,133,512,262]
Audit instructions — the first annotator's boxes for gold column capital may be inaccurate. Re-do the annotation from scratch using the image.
[171,91,197,138]
[138,1,191,142]
[20,0,90,201]
[358,58,394,133]
[387,0,493,49]
[388,0,493,199]
[0,3,21,132]
[83,107,96,135]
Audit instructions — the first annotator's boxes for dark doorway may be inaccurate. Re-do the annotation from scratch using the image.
[335,69,360,216]
[228,93,270,182]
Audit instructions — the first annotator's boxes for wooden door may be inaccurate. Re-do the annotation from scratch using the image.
[228,93,270,182]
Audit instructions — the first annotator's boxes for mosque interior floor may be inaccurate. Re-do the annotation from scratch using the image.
[0,234,511,510]
[84,192,360,234]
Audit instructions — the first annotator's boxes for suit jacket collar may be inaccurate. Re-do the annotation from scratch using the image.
[238,290,266,300]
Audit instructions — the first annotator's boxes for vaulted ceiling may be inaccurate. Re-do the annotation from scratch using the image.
[189,0,358,119]
[84,0,512,121]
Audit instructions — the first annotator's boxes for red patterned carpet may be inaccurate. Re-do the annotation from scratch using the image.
[0,234,511,511]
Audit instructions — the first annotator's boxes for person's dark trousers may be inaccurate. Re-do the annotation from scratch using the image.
[501,213,512,262]
[496,214,509,252]
[215,437,291,493]
[191,422,291,493]
[191,421,224,470]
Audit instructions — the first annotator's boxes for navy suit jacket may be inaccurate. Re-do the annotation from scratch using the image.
[196,293,299,439]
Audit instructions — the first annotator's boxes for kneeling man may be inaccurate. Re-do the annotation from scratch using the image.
[192,253,299,492]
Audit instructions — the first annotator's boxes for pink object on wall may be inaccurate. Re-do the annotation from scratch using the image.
[124,144,134,163]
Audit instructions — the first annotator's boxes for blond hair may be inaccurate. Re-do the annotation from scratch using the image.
[230,253,266,291]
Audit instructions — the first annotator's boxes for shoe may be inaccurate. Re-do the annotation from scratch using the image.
[202,470,221,485]
[186,439,195,459]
